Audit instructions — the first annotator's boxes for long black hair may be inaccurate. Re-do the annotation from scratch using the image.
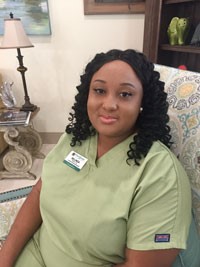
[66,49,171,165]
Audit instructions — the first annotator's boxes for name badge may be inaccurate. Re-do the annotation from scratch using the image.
[63,151,88,171]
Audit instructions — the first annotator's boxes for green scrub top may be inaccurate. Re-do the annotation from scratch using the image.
[15,133,193,267]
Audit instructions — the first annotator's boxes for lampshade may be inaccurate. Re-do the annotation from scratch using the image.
[0,18,34,49]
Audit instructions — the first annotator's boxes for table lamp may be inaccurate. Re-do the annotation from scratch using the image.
[0,13,37,111]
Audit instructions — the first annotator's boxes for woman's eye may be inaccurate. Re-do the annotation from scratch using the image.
[120,92,133,98]
[93,88,105,94]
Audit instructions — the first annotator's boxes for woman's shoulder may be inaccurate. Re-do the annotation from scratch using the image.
[49,132,94,154]
[144,141,189,181]
[139,141,191,197]
[144,141,185,172]
[58,132,72,143]
[44,132,73,159]
[55,132,78,148]
[148,141,176,158]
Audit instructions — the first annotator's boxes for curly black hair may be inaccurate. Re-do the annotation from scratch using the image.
[66,49,171,165]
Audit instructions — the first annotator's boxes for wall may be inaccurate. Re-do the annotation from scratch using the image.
[0,0,144,134]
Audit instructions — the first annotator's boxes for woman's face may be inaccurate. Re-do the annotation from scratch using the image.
[87,60,143,143]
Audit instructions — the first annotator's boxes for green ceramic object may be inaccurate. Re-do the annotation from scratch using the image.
[167,17,190,45]
[167,17,179,45]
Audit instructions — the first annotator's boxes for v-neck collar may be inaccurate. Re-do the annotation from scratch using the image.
[88,134,135,168]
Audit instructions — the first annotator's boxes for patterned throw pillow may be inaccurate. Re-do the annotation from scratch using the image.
[155,64,200,235]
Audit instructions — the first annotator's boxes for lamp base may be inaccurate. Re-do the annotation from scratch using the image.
[20,103,37,112]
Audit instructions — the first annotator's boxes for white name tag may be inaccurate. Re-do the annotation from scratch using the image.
[63,151,88,171]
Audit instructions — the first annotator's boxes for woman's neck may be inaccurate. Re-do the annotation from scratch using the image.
[97,134,128,159]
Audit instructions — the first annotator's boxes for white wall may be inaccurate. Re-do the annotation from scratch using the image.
[0,0,144,133]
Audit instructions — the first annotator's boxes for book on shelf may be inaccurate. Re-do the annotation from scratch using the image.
[0,110,31,126]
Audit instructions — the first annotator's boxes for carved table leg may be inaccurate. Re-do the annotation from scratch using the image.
[15,125,45,159]
[0,127,36,180]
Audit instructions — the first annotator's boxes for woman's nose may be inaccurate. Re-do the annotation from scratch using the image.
[102,96,118,110]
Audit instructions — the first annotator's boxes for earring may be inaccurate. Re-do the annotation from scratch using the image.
[140,107,143,112]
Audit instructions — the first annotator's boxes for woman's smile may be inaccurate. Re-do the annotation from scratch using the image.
[99,114,118,124]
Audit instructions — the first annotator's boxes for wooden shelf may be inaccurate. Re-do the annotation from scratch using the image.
[164,0,196,4]
[160,44,200,54]
[143,0,200,71]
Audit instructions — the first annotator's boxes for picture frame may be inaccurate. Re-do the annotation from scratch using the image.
[0,0,51,35]
[84,0,145,15]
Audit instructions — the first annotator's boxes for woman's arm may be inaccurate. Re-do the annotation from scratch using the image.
[0,179,42,267]
[115,247,179,267]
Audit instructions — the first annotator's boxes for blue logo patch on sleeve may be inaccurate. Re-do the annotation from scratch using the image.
[155,234,170,242]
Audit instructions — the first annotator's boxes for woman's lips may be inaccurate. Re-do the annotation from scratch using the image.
[99,115,118,124]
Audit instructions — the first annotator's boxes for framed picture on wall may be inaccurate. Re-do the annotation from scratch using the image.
[84,0,145,15]
[0,0,51,35]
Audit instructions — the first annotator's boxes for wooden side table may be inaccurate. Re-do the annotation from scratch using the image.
[0,108,44,180]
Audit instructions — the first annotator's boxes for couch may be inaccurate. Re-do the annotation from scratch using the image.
[154,64,200,236]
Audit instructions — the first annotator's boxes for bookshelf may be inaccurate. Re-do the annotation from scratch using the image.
[143,0,200,72]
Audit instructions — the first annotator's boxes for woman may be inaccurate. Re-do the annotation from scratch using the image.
[0,49,199,267]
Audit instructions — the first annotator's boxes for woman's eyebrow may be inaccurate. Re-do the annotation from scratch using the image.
[120,82,136,89]
[93,79,106,84]
[92,80,136,87]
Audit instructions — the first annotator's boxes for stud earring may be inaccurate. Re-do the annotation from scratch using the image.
[140,107,143,112]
